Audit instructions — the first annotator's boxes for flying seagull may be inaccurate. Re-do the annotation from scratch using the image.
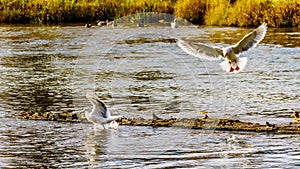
[85,94,122,129]
[177,23,267,73]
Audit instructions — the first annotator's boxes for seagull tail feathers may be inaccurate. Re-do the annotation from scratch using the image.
[220,57,248,73]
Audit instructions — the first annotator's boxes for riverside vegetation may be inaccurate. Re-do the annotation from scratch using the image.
[0,0,299,26]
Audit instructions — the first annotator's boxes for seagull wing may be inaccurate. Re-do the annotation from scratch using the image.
[95,98,109,118]
[177,39,223,60]
[232,23,267,55]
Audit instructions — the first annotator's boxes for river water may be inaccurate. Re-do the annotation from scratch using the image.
[0,20,299,168]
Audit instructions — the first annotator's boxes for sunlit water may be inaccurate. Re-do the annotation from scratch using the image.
[0,22,299,168]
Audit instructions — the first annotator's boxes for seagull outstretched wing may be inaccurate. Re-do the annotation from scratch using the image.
[86,94,109,118]
[95,98,109,118]
[232,23,267,55]
[177,40,223,60]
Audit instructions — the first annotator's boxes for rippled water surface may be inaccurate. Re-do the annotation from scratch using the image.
[0,22,299,168]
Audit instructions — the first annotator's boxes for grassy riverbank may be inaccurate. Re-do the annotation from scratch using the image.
[0,0,299,27]
[204,0,300,27]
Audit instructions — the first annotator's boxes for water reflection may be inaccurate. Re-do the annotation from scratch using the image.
[0,53,75,115]
[0,119,87,168]
[84,129,109,168]
[0,24,299,168]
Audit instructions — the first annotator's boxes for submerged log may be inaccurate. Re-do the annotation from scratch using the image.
[18,111,300,134]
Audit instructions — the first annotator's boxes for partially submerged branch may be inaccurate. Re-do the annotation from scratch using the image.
[18,111,300,134]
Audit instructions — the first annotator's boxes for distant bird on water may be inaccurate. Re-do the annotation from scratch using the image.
[171,18,178,28]
[85,94,122,129]
[85,23,92,28]
[97,19,107,26]
[177,23,267,73]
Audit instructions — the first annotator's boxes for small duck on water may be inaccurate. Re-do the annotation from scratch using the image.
[97,19,117,27]
[85,22,92,28]
[97,19,107,26]
[291,112,300,123]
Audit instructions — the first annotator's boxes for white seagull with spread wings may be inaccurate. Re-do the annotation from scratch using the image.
[85,94,122,129]
[177,23,267,73]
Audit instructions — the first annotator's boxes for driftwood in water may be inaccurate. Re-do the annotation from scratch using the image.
[18,111,300,134]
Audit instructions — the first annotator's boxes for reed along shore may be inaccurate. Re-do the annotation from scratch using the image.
[0,0,299,27]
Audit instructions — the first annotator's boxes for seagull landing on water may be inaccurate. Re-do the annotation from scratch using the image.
[177,23,267,73]
[85,94,122,129]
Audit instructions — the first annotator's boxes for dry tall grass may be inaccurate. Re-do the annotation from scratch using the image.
[0,0,173,24]
[0,0,299,27]
[204,0,300,27]
[174,0,207,24]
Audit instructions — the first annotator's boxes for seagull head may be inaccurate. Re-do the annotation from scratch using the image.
[86,94,102,106]
[85,94,106,107]
[85,94,108,115]
[222,47,231,57]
